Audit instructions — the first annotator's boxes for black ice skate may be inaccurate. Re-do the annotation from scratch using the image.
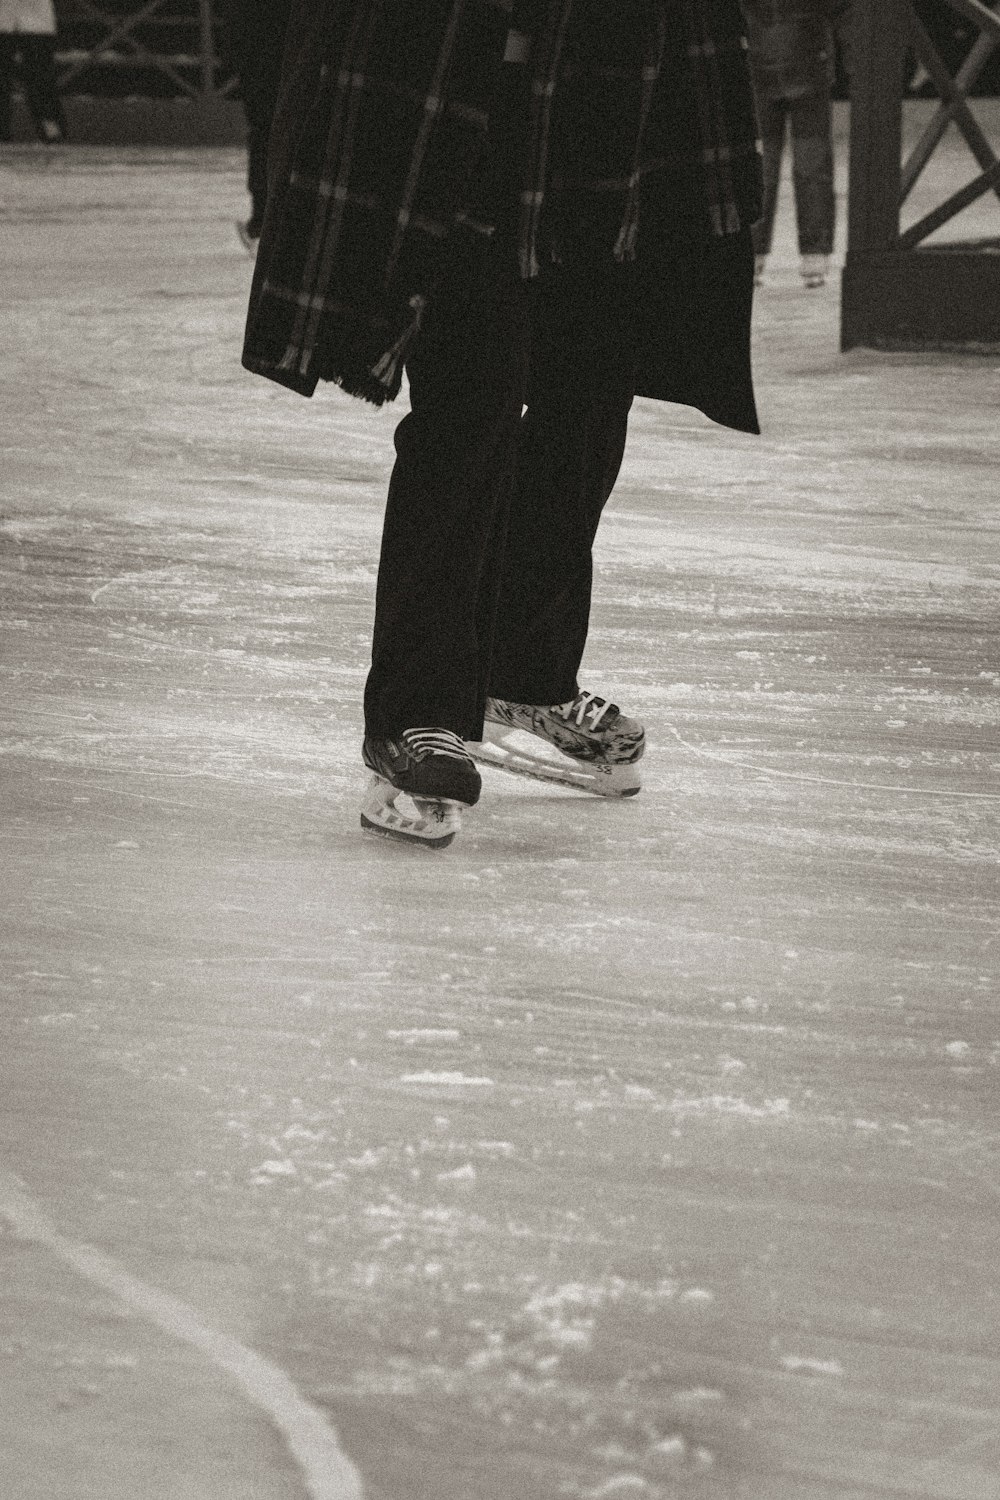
[471,691,644,796]
[360,729,482,848]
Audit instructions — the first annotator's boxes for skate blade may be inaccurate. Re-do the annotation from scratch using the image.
[360,775,463,848]
[470,732,641,798]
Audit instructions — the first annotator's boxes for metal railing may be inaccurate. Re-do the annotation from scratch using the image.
[54,0,233,98]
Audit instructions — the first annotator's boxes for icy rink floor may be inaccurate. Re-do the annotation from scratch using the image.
[1,123,999,1500]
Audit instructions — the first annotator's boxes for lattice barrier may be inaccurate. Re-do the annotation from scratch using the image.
[903,0,1000,245]
[53,0,232,98]
[843,0,1000,350]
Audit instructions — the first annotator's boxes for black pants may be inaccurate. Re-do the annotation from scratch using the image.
[363,241,637,742]
[244,95,273,235]
[752,89,835,258]
[219,0,292,233]
[0,34,66,142]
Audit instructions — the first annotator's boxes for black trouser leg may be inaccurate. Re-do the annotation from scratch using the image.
[487,258,636,706]
[752,94,787,257]
[0,37,18,139]
[244,112,270,233]
[363,245,532,742]
[18,36,67,140]
[789,90,835,255]
[242,88,278,232]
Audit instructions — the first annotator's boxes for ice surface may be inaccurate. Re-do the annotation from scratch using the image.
[1,116,999,1500]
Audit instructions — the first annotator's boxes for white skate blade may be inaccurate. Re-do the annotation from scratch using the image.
[360,774,464,848]
[470,728,641,798]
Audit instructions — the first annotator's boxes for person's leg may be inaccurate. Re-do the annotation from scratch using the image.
[225,0,292,239]
[486,256,637,707]
[18,35,67,142]
[789,88,835,257]
[239,41,287,236]
[0,37,19,140]
[244,112,270,236]
[752,93,787,262]
[363,242,533,742]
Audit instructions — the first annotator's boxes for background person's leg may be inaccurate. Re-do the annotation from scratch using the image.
[244,114,270,238]
[0,37,20,140]
[789,88,836,258]
[17,35,66,142]
[219,0,292,239]
[752,93,787,266]
[364,246,532,743]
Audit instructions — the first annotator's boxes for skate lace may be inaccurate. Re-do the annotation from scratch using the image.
[401,728,472,762]
[555,692,615,730]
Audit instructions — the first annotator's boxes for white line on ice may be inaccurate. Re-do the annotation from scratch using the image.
[0,1167,364,1500]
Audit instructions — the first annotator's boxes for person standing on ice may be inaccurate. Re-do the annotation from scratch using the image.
[743,0,853,289]
[242,0,762,847]
[0,0,67,144]
[217,0,292,256]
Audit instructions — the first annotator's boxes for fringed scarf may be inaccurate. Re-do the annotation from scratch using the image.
[243,0,761,403]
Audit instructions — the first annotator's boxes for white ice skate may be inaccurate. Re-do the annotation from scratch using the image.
[470,692,644,797]
[360,729,481,849]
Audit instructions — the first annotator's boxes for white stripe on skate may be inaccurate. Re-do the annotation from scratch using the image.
[0,1168,364,1500]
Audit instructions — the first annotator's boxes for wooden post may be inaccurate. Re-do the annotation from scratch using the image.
[841,0,907,347]
[846,0,905,257]
[199,0,215,97]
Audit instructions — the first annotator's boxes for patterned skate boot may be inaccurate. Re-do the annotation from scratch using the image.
[471,691,644,797]
[360,729,481,848]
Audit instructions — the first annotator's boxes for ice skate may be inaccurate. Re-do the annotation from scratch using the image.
[360,729,481,848]
[800,254,829,289]
[471,691,644,797]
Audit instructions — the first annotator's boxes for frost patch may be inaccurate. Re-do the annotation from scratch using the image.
[436,1163,477,1184]
[586,1477,651,1498]
[679,1287,714,1305]
[466,1276,688,1382]
[670,1094,790,1119]
[388,1029,461,1043]
[672,1386,724,1405]
[476,1140,515,1157]
[780,1354,844,1377]
[399,1072,495,1086]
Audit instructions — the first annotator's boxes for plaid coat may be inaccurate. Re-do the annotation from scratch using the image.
[242,0,763,431]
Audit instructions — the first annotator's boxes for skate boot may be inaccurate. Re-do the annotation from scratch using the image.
[360,729,481,848]
[471,691,644,796]
[800,254,829,289]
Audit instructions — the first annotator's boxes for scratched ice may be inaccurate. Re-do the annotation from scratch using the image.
[1,117,999,1500]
